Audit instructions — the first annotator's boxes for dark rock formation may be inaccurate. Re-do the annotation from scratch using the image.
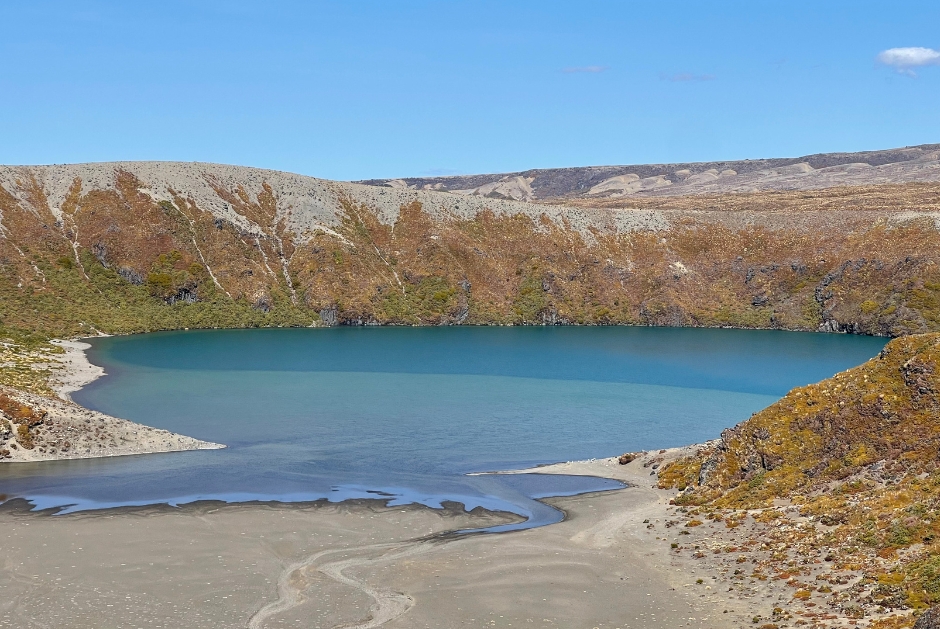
[915,607,940,629]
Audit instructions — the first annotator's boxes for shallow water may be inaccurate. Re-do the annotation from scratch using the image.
[1,327,885,530]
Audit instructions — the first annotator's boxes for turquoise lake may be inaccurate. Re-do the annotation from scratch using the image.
[1,327,886,531]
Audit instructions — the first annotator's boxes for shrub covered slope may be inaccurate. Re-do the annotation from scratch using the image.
[659,333,940,618]
[3,165,940,343]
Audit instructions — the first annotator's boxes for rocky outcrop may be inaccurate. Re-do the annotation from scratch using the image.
[656,333,940,614]
[665,334,940,505]
[916,607,940,629]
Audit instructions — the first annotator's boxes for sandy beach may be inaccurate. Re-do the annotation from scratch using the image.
[48,339,107,402]
[3,442,890,627]
[0,451,773,629]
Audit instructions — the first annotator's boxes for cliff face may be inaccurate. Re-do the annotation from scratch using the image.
[2,160,940,339]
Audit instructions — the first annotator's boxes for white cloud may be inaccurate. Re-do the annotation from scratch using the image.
[877,47,940,74]
[562,66,607,74]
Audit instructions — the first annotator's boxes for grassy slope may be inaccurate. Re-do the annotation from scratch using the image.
[4,171,940,341]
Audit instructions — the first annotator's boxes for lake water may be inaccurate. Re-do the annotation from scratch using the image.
[1,327,886,531]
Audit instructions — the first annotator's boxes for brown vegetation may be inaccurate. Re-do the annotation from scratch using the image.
[0,391,46,452]
[658,333,940,621]
[2,168,940,343]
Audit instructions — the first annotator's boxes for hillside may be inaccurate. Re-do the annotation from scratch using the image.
[1,151,940,412]
[3,158,940,346]
[657,333,940,622]
[4,153,940,620]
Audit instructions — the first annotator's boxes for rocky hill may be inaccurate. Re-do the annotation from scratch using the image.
[2,156,940,342]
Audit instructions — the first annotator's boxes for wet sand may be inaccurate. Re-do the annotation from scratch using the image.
[0,454,761,629]
[0,499,520,629]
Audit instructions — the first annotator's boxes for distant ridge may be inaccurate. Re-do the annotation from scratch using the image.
[356,143,940,202]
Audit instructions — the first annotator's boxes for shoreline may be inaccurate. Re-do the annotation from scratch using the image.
[49,338,107,402]
[0,494,527,528]
[0,337,224,463]
[0,385,225,462]
[3,335,901,625]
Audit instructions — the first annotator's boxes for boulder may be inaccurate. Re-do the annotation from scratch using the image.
[915,607,940,629]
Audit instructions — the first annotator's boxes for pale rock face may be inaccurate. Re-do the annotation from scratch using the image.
[588,174,672,196]
[588,174,639,195]
[452,176,535,201]
[766,162,814,176]
[669,169,737,186]
[683,169,721,185]
[669,261,690,277]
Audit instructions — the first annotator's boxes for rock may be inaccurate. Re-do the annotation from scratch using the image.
[915,607,940,629]
[618,453,636,465]
[319,305,338,327]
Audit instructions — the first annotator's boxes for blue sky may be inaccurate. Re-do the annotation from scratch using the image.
[2,1,939,180]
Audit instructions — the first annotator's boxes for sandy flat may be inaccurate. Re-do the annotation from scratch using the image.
[0,499,520,629]
[366,456,754,629]
[0,454,768,629]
